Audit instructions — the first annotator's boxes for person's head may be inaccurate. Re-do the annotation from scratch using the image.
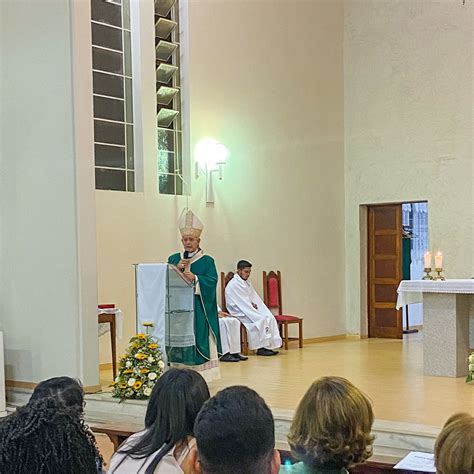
[118,368,210,474]
[179,209,203,254]
[237,260,252,280]
[181,234,200,253]
[29,376,84,414]
[288,376,374,471]
[434,412,474,474]
[192,385,280,474]
[0,397,102,473]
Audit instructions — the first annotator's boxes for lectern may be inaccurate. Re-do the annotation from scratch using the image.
[135,264,195,364]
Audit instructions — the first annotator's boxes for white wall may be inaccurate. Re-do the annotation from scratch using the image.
[97,0,346,360]
[0,0,99,386]
[344,0,473,335]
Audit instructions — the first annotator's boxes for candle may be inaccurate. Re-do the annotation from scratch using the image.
[434,252,443,269]
[423,251,432,269]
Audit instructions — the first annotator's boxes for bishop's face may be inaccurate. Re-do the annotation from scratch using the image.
[182,235,200,254]
[238,267,252,281]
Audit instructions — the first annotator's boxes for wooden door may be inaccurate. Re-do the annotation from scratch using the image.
[368,205,403,339]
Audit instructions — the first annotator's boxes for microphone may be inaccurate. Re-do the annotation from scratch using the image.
[181,251,189,272]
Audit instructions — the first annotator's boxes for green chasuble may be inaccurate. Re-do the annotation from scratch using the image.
[167,252,222,369]
[402,237,411,280]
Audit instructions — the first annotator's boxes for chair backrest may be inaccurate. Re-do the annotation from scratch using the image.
[263,270,283,314]
[220,271,235,312]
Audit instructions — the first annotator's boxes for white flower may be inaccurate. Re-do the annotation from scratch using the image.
[148,372,157,381]
[148,356,155,363]
[158,361,165,369]
[143,387,152,396]
[469,354,474,363]
[114,377,120,383]
[469,364,474,372]
[126,361,132,368]
[128,378,136,387]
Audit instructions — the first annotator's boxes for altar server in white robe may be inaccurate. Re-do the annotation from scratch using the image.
[218,307,248,362]
[225,260,282,356]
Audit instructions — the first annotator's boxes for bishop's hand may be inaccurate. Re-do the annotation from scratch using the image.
[183,271,195,283]
[178,259,190,271]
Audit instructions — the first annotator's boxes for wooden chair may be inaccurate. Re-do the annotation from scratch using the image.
[263,271,303,350]
[220,271,249,355]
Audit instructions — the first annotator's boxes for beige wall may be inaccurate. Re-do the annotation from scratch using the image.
[97,0,345,361]
[344,0,473,334]
[0,0,99,385]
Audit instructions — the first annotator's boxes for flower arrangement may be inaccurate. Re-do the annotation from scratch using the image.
[112,322,165,400]
[467,352,474,383]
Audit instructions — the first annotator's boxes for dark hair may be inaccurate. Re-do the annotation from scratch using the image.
[237,260,252,270]
[30,376,84,413]
[194,385,275,474]
[117,368,210,474]
[0,397,103,474]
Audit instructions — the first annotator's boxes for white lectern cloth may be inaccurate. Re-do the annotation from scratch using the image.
[136,264,167,349]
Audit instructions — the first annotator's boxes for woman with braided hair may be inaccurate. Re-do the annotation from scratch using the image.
[0,395,103,473]
[29,375,85,412]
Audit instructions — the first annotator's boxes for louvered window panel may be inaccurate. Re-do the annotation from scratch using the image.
[91,0,135,192]
[155,0,184,195]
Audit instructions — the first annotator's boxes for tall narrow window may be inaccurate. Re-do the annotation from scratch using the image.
[91,0,135,192]
[155,0,184,195]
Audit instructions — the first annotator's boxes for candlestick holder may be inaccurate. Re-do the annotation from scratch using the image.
[434,268,445,281]
[422,268,434,280]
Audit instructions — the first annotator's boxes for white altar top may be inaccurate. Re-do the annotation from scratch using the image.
[396,279,474,309]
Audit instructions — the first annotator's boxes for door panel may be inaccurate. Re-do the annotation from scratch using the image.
[368,205,403,339]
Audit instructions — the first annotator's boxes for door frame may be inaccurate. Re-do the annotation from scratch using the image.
[361,201,428,339]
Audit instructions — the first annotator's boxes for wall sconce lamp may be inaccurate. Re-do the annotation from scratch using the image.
[195,138,229,203]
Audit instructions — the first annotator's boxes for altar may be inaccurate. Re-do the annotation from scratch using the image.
[397,280,473,377]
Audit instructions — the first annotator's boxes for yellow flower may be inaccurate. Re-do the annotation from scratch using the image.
[148,343,158,350]
[119,383,128,389]
[133,381,143,390]
[130,343,139,350]
[136,334,146,340]
[143,322,154,327]
[124,369,133,374]
[135,353,147,360]
[140,368,150,374]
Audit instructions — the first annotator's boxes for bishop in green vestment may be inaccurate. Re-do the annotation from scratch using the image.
[167,209,222,382]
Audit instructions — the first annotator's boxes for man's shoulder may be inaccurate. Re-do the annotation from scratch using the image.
[168,252,180,262]
[199,254,215,265]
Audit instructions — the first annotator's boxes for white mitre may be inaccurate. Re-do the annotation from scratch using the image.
[179,209,204,238]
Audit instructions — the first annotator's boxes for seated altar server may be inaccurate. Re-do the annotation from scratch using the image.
[218,307,248,362]
[168,209,222,381]
[225,260,282,356]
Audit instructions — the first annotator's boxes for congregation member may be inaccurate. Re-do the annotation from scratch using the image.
[0,396,103,473]
[218,306,248,362]
[282,376,374,473]
[109,368,209,473]
[191,385,281,474]
[29,375,84,412]
[168,209,221,381]
[434,412,473,474]
[225,260,282,356]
